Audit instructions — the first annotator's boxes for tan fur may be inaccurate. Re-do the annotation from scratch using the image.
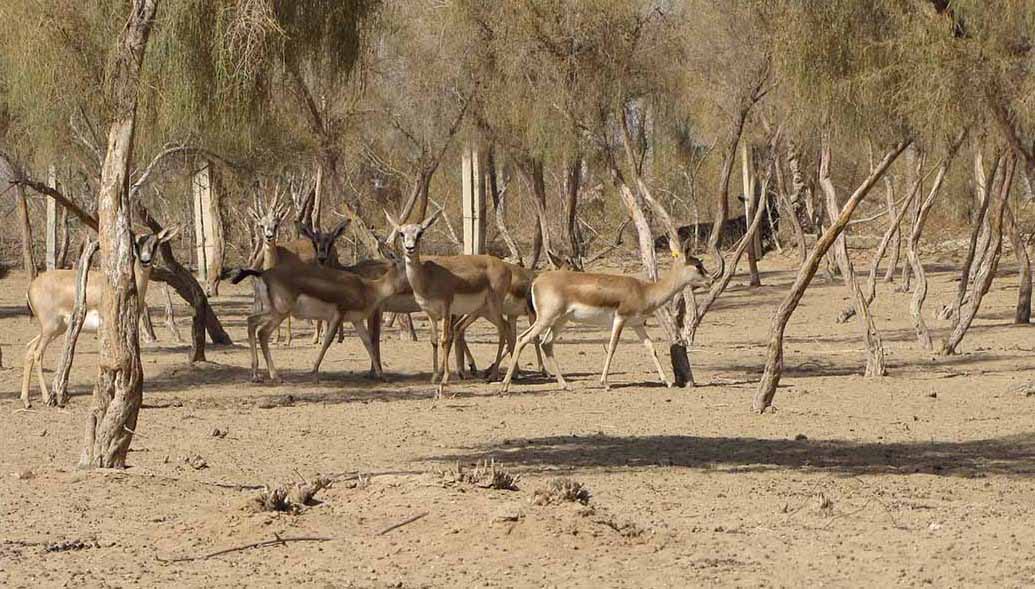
[244,254,408,383]
[21,227,179,407]
[500,254,712,393]
[386,211,514,398]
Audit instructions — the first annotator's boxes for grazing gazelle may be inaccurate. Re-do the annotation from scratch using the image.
[499,247,712,393]
[21,226,180,407]
[231,228,408,384]
[385,210,514,398]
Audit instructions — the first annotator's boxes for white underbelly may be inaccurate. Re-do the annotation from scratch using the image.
[567,303,616,324]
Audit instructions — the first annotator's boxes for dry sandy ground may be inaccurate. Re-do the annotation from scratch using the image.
[2,251,1035,588]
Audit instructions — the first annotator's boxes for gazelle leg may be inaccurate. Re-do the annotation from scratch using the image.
[21,334,41,408]
[310,313,343,382]
[352,320,383,380]
[246,312,264,382]
[34,331,59,405]
[367,311,383,378]
[258,315,285,384]
[600,315,626,391]
[499,316,554,394]
[429,316,441,384]
[285,316,293,347]
[311,320,322,345]
[436,312,453,398]
[540,317,569,390]
[633,322,671,387]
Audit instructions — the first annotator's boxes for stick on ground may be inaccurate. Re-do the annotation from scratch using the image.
[155,533,332,563]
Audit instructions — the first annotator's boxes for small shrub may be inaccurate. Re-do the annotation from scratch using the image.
[532,477,591,506]
[440,459,519,491]
[248,477,332,513]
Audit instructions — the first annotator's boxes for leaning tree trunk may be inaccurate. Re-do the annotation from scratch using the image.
[784,143,809,265]
[754,141,909,413]
[942,151,1000,321]
[520,159,551,269]
[51,240,99,407]
[15,183,36,280]
[80,0,159,469]
[942,154,1016,356]
[819,142,887,376]
[487,148,522,265]
[741,144,762,287]
[1005,205,1032,324]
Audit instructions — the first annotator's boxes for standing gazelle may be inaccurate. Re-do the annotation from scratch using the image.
[21,226,180,407]
[499,248,712,393]
[385,211,514,398]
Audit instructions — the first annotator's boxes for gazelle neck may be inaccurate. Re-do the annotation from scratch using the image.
[135,262,154,305]
[642,264,689,313]
[262,241,279,269]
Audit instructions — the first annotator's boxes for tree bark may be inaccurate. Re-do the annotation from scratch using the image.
[51,240,99,407]
[487,149,522,264]
[519,158,551,269]
[15,183,36,280]
[162,283,185,343]
[1005,205,1031,324]
[904,133,964,349]
[754,141,909,413]
[80,0,158,470]
[564,156,583,263]
[944,151,1000,321]
[779,142,808,265]
[819,140,887,376]
[942,154,1016,355]
[881,176,902,282]
[741,144,761,286]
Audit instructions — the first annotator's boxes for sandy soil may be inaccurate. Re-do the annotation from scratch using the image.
[2,251,1035,588]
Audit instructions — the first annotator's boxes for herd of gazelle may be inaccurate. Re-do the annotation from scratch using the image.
[19,196,713,406]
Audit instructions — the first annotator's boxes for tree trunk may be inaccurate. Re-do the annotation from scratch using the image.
[57,206,71,268]
[779,143,808,265]
[754,141,909,413]
[944,151,1000,321]
[819,141,887,376]
[15,183,36,280]
[564,156,583,263]
[487,150,522,265]
[904,133,965,349]
[1005,205,1031,324]
[162,283,184,343]
[80,0,158,470]
[741,144,761,286]
[520,159,551,269]
[51,240,99,407]
[881,176,902,283]
[942,154,1016,355]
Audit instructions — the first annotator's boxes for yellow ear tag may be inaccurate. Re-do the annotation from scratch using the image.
[672,251,681,258]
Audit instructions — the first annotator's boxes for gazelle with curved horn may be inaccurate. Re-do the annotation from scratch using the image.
[384,210,514,398]
[21,226,180,407]
[500,245,712,393]
[232,218,408,383]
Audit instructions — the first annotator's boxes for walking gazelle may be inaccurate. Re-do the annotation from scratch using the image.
[500,245,712,393]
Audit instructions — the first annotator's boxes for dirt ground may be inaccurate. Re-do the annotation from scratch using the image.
[2,250,1035,588]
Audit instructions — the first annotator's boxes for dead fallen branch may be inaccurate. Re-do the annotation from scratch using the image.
[377,512,429,536]
[155,533,332,563]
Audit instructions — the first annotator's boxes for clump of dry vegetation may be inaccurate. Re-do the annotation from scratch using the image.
[247,477,332,513]
[532,478,592,506]
[440,459,520,491]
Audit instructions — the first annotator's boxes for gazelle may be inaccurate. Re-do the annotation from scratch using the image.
[248,191,325,345]
[231,234,408,383]
[21,226,180,407]
[499,247,712,393]
[385,211,514,398]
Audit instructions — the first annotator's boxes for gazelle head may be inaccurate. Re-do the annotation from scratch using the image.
[134,226,180,269]
[384,210,441,259]
[671,241,712,289]
[250,193,291,246]
[300,219,350,266]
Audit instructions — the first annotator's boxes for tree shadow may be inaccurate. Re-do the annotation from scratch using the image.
[427,432,1035,478]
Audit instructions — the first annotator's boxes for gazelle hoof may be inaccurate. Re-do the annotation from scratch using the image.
[269,376,282,386]
[250,375,263,384]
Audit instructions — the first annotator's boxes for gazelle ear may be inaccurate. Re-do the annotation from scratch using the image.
[420,209,442,231]
[384,209,401,231]
[299,223,316,241]
[157,226,180,243]
[546,250,565,270]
